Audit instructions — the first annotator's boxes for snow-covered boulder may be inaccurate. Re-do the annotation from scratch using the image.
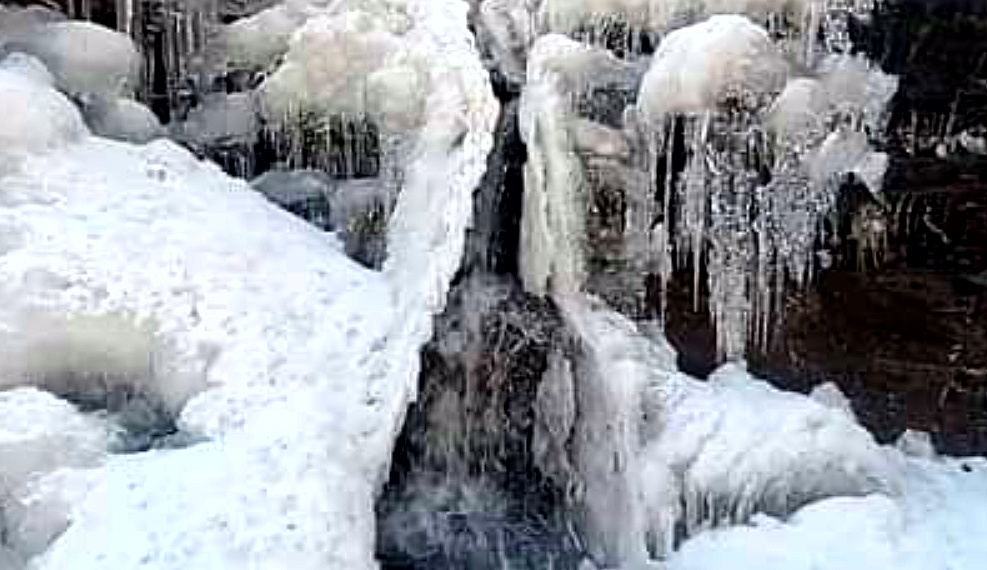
[8,21,139,97]
[259,9,428,134]
[0,68,87,160]
[81,96,165,144]
[637,15,788,118]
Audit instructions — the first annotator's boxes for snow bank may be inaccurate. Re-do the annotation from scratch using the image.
[81,96,165,144]
[0,68,87,160]
[7,21,139,97]
[638,15,788,118]
[668,456,987,570]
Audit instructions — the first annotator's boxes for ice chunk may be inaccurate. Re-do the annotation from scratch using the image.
[638,15,788,118]
[7,21,139,97]
[251,168,335,207]
[81,96,165,144]
[0,69,87,159]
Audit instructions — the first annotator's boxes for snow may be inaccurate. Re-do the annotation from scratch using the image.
[637,15,788,118]
[6,21,139,97]
[81,96,165,144]
[258,7,428,134]
[547,295,899,567]
[0,0,496,567]
[668,456,987,570]
[0,68,87,161]
[0,52,54,87]
[0,388,110,495]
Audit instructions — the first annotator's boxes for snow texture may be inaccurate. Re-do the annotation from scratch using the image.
[4,21,139,97]
[553,296,898,567]
[0,68,87,161]
[0,1,496,568]
[668,455,987,570]
[637,15,788,118]
[257,3,428,134]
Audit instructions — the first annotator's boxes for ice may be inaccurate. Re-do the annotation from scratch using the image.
[538,0,815,36]
[221,2,308,70]
[6,21,140,97]
[0,69,87,161]
[80,96,166,144]
[518,35,635,297]
[637,15,788,118]
[542,292,898,566]
[667,456,987,570]
[0,0,496,565]
[809,381,855,418]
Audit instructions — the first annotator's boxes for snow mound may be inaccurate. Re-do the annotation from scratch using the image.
[643,363,900,542]
[0,388,110,494]
[668,456,987,570]
[0,69,87,160]
[638,15,788,118]
[7,21,139,97]
[259,9,428,134]
[0,52,54,86]
[81,96,165,144]
[222,3,308,70]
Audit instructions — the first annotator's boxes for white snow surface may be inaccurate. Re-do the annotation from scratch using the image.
[637,15,788,118]
[0,69,87,161]
[0,1,496,568]
[668,456,987,570]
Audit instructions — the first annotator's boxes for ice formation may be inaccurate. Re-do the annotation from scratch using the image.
[667,456,987,570]
[0,1,497,568]
[548,295,898,566]
[636,15,788,117]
